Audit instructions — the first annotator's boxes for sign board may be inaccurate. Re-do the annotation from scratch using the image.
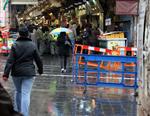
[105,18,111,26]
[11,0,38,5]
[107,40,126,50]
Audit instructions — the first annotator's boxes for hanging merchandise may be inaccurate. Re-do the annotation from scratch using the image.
[0,31,16,54]
[3,0,9,10]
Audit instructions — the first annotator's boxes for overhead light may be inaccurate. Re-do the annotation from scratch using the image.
[86,1,90,5]
[49,13,53,16]
[27,17,31,20]
[29,12,32,16]
[93,0,96,4]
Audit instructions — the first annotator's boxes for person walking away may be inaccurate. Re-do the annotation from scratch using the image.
[35,27,43,51]
[40,26,50,55]
[50,34,58,56]
[2,27,43,116]
[30,27,38,48]
[57,32,72,73]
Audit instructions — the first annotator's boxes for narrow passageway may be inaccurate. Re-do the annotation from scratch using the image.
[0,55,137,116]
[1,0,150,115]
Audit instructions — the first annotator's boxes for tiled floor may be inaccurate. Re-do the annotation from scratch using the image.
[0,55,137,116]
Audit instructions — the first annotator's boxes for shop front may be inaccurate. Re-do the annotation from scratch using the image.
[61,0,104,30]
[115,0,138,45]
[98,0,138,49]
[75,0,104,29]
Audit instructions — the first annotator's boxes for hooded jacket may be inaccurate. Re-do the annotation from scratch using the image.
[3,37,43,78]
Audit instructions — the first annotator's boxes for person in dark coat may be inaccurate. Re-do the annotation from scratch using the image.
[57,32,72,73]
[2,27,43,116]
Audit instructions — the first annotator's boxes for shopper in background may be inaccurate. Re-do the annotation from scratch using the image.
[28,25,38,49]
[57,32,72,73]
[76,24,81,37]
[2,27,43,116]
[82,28,89,45]
[0,31,2,37]
[35,27,43,51]
[50,34,58,56]
[40,25,50,55]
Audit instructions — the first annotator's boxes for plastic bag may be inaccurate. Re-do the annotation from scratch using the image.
[0,77,8,89]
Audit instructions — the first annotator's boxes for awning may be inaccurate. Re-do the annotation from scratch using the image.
[11,0,38,5]
[115,0,138,15]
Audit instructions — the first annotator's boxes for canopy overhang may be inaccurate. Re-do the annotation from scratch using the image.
[11,0,38,5]
[115,0,138,15]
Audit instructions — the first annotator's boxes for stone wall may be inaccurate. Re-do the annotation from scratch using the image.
[138,0,150,115]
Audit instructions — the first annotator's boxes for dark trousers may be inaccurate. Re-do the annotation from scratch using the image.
[60,55,67,69]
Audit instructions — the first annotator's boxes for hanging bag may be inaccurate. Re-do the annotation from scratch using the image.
[0,79,23,116]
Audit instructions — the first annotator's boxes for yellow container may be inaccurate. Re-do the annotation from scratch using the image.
[106,35,111,38]
[104,32,125,39]
[114,32,125,38]
[119,32,124,38]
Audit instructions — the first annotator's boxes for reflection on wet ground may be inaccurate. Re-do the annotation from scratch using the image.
[0,55,137,116]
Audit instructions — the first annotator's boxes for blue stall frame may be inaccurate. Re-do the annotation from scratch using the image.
[73,54,138,91]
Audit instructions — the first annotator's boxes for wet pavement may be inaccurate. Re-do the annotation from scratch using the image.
[0,54,137,116]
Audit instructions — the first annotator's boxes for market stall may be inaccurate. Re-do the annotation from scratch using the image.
[98,31,127,50]
[0,31,16,54]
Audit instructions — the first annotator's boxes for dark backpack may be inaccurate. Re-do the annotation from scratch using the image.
[0,83,23,116]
